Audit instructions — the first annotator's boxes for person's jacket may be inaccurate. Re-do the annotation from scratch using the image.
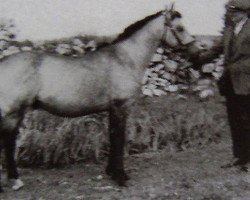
[224,19,250,95]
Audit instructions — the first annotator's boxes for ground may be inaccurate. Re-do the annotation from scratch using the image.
[1,137,250,200]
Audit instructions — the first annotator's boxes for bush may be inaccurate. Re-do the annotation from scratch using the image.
[16,95,228,166]
[17,111,108,166]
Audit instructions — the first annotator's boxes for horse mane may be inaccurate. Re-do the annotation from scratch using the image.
[112,11,163,44]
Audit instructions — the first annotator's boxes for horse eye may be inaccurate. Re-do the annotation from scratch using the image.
[164,20,170,26]
[176,26,184,32]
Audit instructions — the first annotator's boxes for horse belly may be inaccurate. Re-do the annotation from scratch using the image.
[37,58,110,116]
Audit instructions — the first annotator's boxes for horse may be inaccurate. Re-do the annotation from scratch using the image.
[0,6,201,191]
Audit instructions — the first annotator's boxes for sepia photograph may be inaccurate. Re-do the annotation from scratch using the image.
[0,0,249,199]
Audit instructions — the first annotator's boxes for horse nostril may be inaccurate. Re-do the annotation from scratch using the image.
[176,26,184,32]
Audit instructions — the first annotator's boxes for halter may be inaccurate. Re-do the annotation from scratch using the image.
[170,26,195,47]
[162,12,195,48]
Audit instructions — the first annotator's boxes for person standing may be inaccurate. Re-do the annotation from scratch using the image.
[218,0,250,168]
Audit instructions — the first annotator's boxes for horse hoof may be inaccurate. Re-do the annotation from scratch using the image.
[111,172,128,187]
[117,179,127,187]
[112,171,129,186]
[106,166,129,186]
[12,179,24,191]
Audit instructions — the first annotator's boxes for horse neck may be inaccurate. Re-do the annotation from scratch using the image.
[114,15,165,73]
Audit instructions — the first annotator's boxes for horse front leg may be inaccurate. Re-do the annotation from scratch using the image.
[106,100,129,186]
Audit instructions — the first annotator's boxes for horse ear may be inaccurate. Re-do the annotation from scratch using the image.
[167,2,175,12]
[165,2,175,13]
[170,2,175,11]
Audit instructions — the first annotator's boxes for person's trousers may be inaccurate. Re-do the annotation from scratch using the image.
[226,94,250,160]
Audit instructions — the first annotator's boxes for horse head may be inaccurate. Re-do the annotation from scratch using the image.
[162,4,202,58]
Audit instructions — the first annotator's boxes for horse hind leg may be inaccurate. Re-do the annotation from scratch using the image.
[0,111,24,191]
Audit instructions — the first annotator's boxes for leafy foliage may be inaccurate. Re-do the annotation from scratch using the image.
[17,96,228,166]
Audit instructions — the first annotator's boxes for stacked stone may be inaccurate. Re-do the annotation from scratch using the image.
[142,45,224,99]
[0,37,97,59]
[142,46,192,97]
[0,19,18,59]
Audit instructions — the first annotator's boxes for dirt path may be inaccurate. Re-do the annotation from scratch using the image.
[1,139,250,200]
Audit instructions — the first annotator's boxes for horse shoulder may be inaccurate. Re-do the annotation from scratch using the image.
[0,52,41,116]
